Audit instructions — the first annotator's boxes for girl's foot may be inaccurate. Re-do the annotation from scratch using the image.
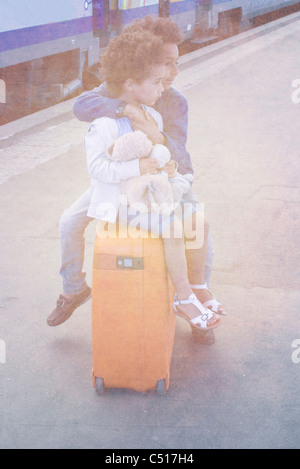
[191,283,227,316]
[174,293,221,331]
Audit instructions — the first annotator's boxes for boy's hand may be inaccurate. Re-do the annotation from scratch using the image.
[163,160,177,177]
[139,157,159,175]
[123,104,166,145]
[123,103,148,122]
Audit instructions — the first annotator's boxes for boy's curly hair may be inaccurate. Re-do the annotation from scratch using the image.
[124,15,184,45]
[100,30,165,92]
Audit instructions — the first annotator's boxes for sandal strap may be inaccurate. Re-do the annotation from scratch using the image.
[204,298,221,309]
[190,284,226,315]
[190,312,211,326]
[174,295,195,305]
[174,293,213,320]
[190,283,208,290]
[174,292,199,306]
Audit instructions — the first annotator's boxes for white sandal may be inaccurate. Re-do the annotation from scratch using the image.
[173,293,221,331]
[190,283,227,316]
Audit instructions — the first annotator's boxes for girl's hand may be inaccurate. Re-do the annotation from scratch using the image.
[139,157,159,175]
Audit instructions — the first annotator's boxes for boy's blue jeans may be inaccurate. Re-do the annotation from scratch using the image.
[59,189,214,295]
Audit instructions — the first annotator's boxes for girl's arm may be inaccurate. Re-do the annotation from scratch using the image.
[85,119,140,183]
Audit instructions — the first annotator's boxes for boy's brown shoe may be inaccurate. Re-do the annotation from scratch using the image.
[47,286,92,327]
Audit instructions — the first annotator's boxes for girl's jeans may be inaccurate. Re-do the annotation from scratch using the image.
[59,189,214,295]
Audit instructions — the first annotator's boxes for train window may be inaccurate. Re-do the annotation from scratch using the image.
[110,0,118,10]
[117,0,158,10]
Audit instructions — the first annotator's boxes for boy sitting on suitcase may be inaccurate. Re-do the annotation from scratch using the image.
[84,29,221,332]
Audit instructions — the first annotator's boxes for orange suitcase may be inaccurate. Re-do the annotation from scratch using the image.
[91,226,176,394]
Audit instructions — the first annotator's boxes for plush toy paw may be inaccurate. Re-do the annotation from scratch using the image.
[127,174,174,214]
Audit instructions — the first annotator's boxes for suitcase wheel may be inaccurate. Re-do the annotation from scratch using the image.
[95,377,104,395]
[156,379,166,395]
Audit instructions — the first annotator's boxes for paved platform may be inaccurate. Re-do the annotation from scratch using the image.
[0,14,300,449]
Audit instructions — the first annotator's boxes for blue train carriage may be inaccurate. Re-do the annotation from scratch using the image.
[1,0,299,124]
[92,0,300,51]
[207,0,300,36]
[0,0,99,123]
[93,0,198,45]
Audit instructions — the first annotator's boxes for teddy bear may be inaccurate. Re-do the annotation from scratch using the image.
[107,130,172,214]
[107,130,193,214]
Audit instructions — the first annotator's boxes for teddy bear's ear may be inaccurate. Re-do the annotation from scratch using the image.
[107,142,115,156]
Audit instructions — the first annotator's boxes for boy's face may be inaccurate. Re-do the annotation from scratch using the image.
[162,43,179,90]
[131,64,166,106]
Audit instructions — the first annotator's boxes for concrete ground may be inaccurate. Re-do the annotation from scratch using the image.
[0,14,300,449]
